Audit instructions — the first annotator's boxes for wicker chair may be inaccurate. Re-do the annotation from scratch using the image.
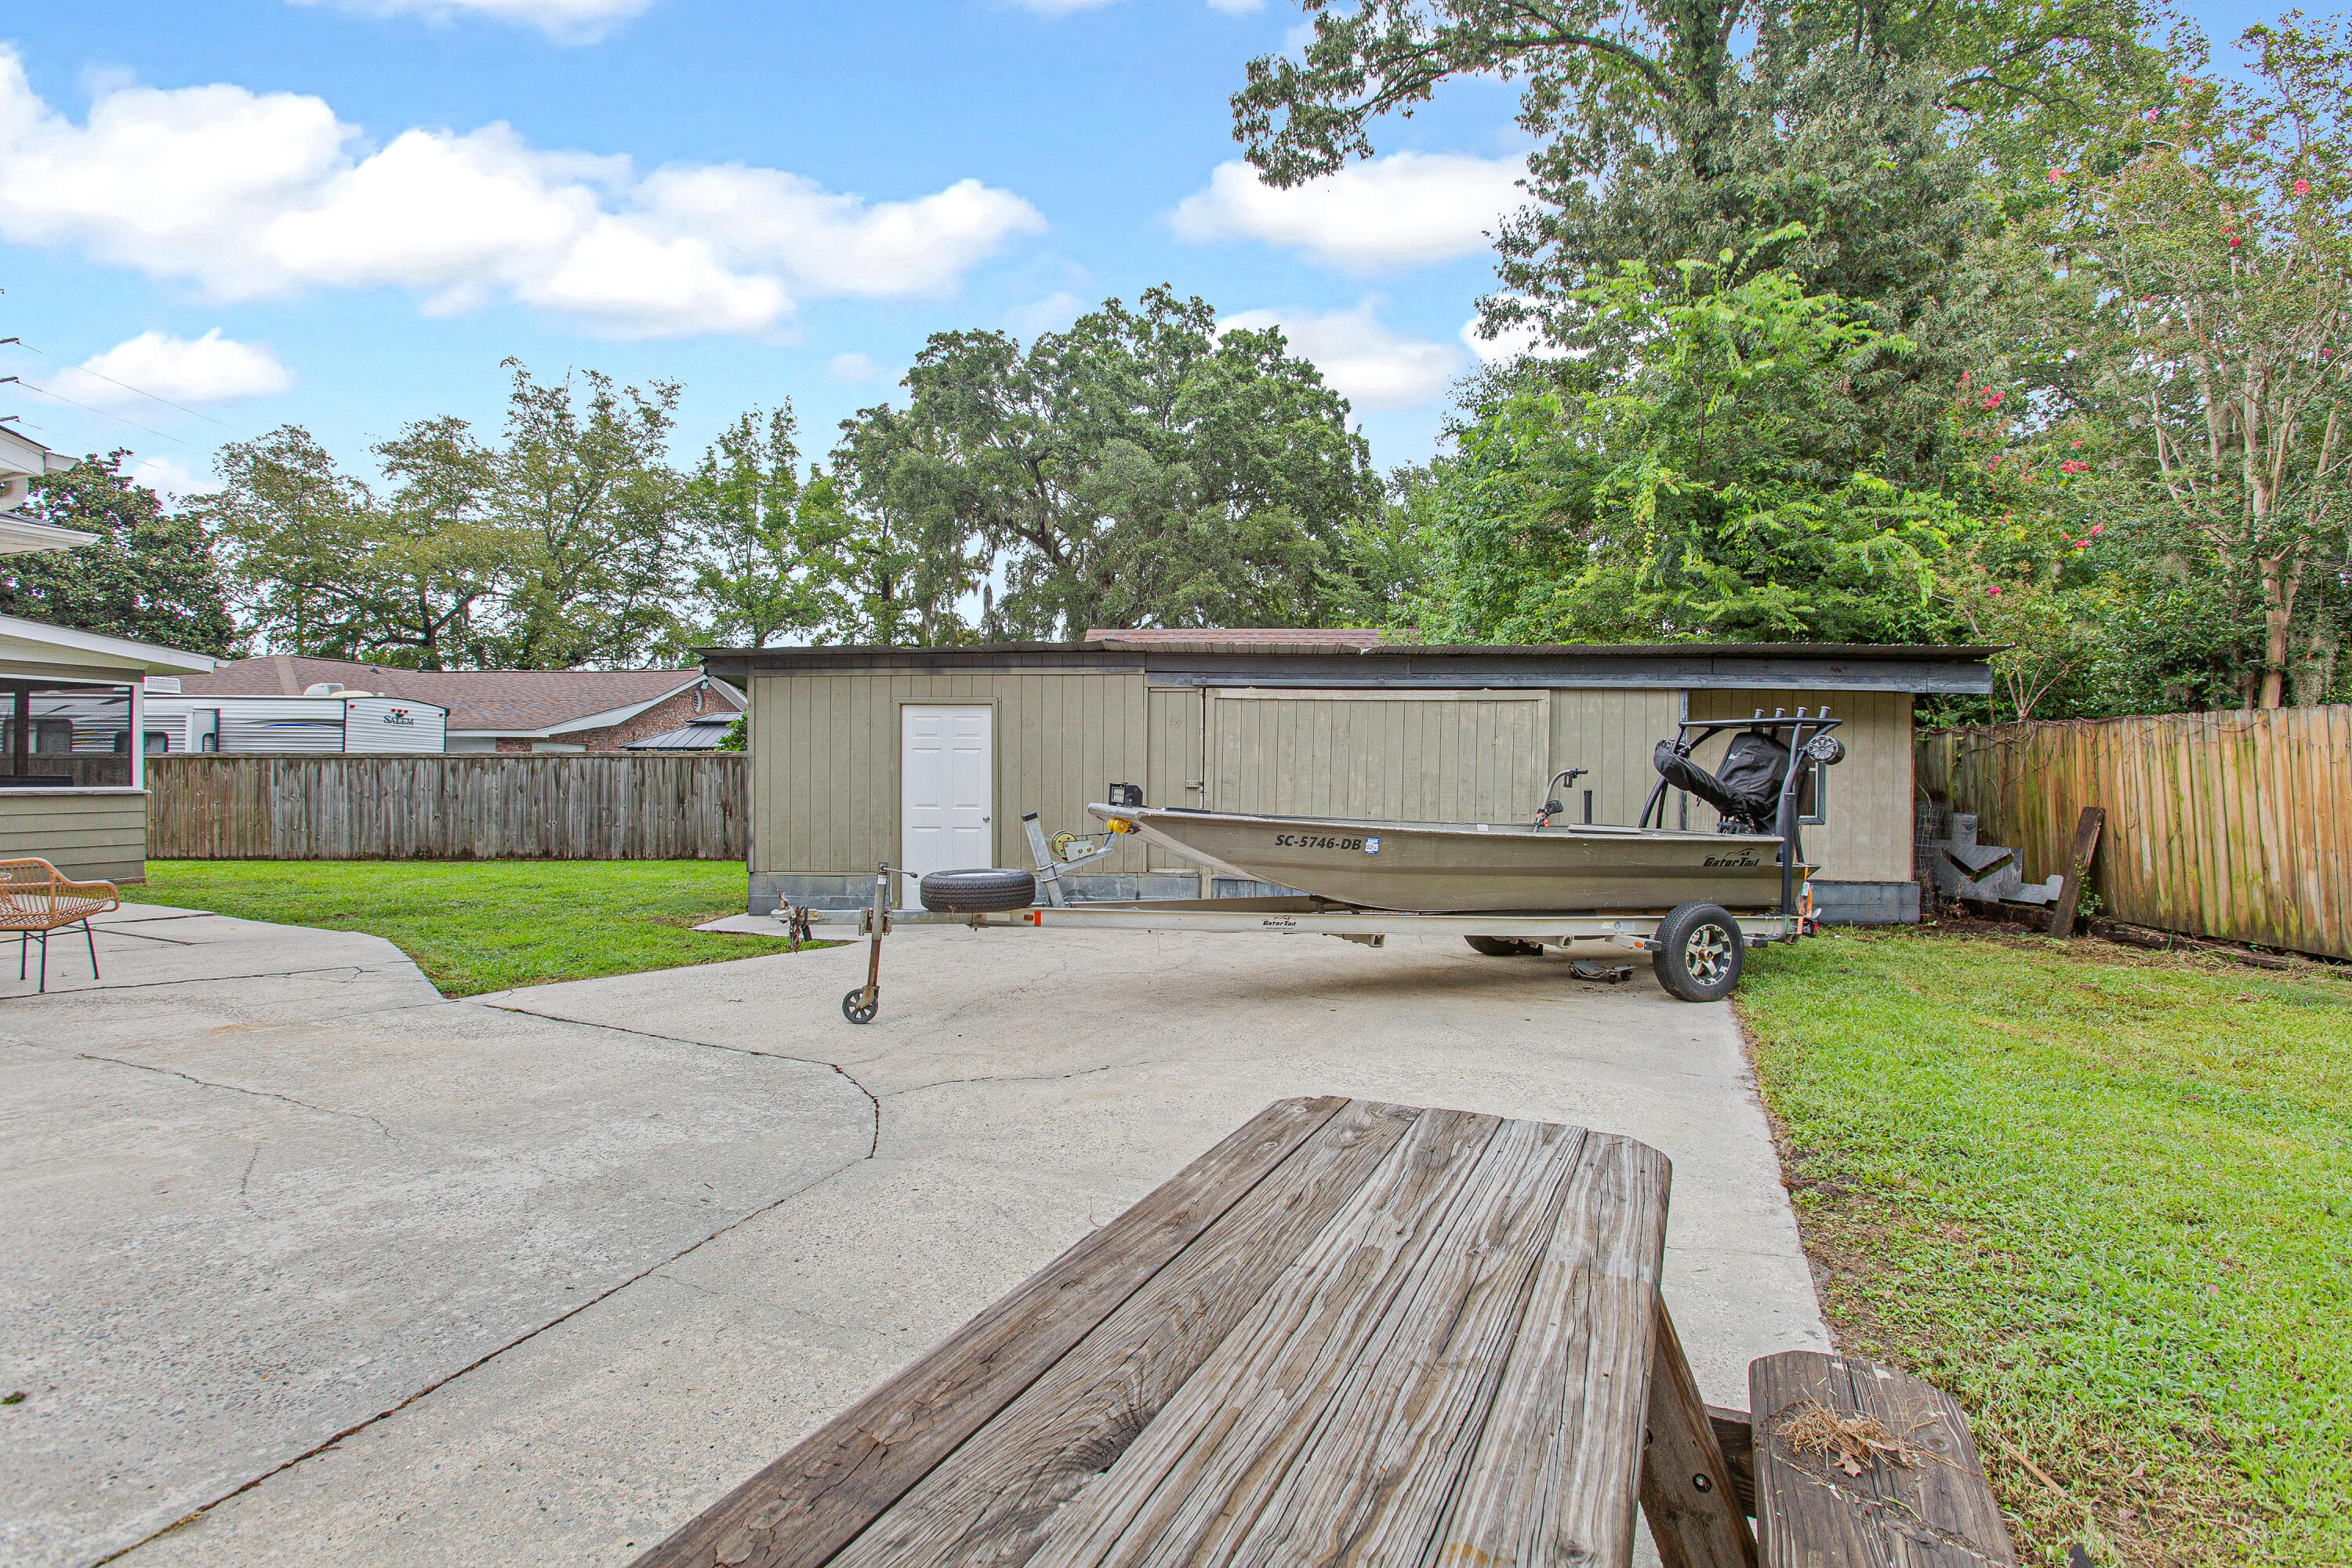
[0,858,120,993]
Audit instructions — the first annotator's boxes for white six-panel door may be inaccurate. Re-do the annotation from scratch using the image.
[901,705,993,877]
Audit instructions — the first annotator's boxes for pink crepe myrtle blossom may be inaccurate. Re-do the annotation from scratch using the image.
[2089,524,2104,535]
[1980,390,2004,408]
[2071,439,2084,448]
[2047,169,2065,184]
[2074,539,2091,549]
[2296,179,2313,196]
[1987,586,2003,596]
[2061,460,2089,474]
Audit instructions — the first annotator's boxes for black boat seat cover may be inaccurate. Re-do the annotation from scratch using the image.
[1653,731,1791,826]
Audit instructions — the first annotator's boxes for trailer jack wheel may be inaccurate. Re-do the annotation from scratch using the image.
[843,987,879,1025]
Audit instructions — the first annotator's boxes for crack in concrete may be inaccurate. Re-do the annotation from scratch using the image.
[473,1002,883,1160]
[236,1145,266,1218]
[95,1150,870,1566]
[884,1060,1134,1098]
[76,1054,399,1141]
[652,1271,721,1298]
[4,964,401,1002]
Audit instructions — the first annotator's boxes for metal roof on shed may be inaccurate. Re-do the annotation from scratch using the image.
[699,640,1997,695]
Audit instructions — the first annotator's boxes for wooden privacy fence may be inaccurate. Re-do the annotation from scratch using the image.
[147,754,749,861]
[1918,705,2352,960]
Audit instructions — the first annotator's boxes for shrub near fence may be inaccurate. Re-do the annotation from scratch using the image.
[1918,706,2352,961]
[147,754,749,861]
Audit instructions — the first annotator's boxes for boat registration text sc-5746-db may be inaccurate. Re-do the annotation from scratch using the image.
[1272,833,1369,851]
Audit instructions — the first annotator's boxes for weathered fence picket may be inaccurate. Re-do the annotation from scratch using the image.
[147,754,749,861]
[1918,706,2352,960]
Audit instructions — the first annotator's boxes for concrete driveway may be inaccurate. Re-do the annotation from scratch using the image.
[2,904,1825,1568]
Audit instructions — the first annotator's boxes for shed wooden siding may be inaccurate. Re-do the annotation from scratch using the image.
[751,670,1152,877]
[1684,688,1913,881]
[1207,689,1549,822]
[1144,687,1207,871]
[1548,688,1683,826]
[0,792,145,884]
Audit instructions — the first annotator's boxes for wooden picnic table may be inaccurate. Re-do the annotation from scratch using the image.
[637,1096,2013,1568]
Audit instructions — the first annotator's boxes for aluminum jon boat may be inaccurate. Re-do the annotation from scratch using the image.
[1087,805,1788,913]
[1085,709,1849,916]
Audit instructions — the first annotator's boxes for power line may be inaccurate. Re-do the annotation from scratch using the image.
[2,338,258,439]
[5,376,192,446]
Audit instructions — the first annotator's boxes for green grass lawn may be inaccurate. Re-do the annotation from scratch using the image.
[1740,926,2352,1566]
[139,859,815,996]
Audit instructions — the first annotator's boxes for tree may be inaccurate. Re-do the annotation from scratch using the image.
[1233,2,2164,489]
[684,405,847,649]
[483,360,685,669]
[202,423,499,668]
[844,286,1381,640]
[823,403,979,646]
[201,426,387,659]
[0,452,236,654]
[368,416,502,669]
[1408,256,1966,644]
[2014,16,2352,707]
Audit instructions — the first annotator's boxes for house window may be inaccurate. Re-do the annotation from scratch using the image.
[2,680,135,787]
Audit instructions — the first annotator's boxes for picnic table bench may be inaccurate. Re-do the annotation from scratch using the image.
[637,1097,2013,1568]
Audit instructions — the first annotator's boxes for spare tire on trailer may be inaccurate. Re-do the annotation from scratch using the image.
[1464,935,1544,957]
[1650,902,1744,1002]
[918,868,1038,913]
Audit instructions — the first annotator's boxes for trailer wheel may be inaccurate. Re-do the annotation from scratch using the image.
[1465,936,1544,957]
[918,868,1038,913]
[842,987,878,1025]
[1652,903,1744,1002]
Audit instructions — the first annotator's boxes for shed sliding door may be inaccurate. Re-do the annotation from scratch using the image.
[1207,689,1549,823]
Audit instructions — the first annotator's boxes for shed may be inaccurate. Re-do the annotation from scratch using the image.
[699,636,1995,924]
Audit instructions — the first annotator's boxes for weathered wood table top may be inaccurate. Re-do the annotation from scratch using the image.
[639,1096,1751,1568]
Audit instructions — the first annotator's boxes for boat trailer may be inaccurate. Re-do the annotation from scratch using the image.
[782,811,1814,1025]
[779,708,1842,1023]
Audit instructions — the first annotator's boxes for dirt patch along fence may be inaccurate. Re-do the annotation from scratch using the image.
[1917,706,2352,960]
[147,754,749,861]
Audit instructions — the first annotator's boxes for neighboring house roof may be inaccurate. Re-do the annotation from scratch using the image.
[1084,627,1395,649]
[624,712,740,750]
[179,657,742,737]
[0,613,217,677]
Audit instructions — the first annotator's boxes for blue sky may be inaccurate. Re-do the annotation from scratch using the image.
[0,0,1533,497]
[0,0,2282,499]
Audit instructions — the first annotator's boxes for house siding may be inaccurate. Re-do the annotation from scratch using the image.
[0,792,146,884]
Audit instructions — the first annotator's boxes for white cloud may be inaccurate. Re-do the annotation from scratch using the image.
[1173,151,1526,272]
[0,51,1043,339]
[829,351,878,383]
[1004,290,1083,339]
[1221,303,1459,411]
[75,330,293,405]
[289,0,654,45]
[129,455,220,499]
[640,169,1044,299]
[1459,310,1567,367]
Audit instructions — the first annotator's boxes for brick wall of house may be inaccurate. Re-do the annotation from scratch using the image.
[569,684,741,751]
